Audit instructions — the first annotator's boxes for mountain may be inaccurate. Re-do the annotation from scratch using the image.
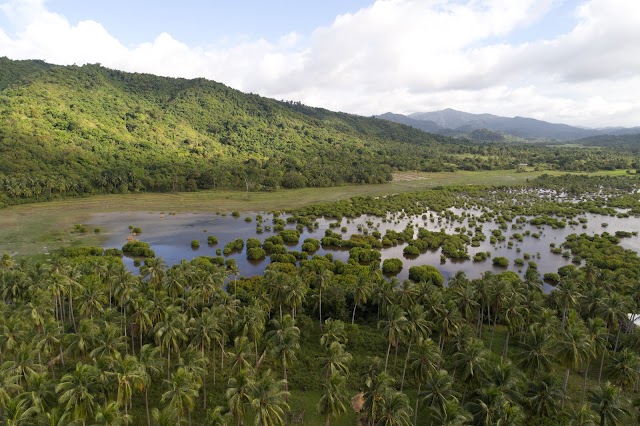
[379,108,639,141]
[0,58,473,206]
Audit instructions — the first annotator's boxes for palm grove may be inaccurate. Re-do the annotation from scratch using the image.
[2,223,640,425]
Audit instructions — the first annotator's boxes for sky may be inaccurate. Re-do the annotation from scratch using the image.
[0,0,639,128]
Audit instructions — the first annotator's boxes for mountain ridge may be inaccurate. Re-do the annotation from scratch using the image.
[378,108,640,141]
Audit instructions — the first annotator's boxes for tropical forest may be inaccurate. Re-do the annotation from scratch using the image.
[3,58,640,426]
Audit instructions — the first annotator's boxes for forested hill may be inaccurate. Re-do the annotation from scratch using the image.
[0,58,633,206]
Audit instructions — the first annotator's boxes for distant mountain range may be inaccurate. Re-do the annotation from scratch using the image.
[377,109,640,141]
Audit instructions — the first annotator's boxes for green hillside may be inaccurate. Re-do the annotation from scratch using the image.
[0,58,633,206]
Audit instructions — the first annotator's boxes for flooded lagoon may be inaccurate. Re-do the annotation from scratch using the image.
[90,206,640,291]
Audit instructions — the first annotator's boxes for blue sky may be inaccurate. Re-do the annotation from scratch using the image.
[0,0,639,127]
[41,1,375,46]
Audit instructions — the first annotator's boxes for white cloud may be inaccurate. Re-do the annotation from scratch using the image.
[0,0,639,127]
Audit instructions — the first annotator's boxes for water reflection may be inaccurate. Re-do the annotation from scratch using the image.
[90,208,640,291]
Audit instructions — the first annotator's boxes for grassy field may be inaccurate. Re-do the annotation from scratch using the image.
[0,169,625,257]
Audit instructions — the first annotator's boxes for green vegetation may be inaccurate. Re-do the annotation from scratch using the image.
[0,58,638,208]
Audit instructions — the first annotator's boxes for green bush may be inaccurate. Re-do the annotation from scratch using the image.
[382,258,403,274]
[492,256,509,267]
[191,240,200,249]
[122,241,155,257]
[408,265,443,286]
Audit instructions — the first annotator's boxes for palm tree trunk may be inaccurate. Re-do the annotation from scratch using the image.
[598,349,606,384]
[394,344,399,370]
[502,329,510,361]
[582,361,590,405]
[325,412,331,426]
[145,387,151,426]
[167,350,171,381]
[319,288,323,331]
[613,328,621,355]
[352,300,358,325]
[385,341,392,372]
[400,340,412,392]
[562,367,570,407]
[414,383,421,426]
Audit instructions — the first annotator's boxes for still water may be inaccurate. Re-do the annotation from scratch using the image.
[90,208,640,290]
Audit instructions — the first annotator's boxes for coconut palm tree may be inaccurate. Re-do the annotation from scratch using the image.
[320,341,352,381]
[596,293,631,356]
[377,389,412,426]
[138,344,162,426]
[451,337,489,403]
[379,305,408,373]
[250,369,290,426]
[400,304,431,391]
[556,315,594,407]
[320,319,347,348]
[524,375,563,420]
[409,339,441,425]
[266,314,300,392]
[106,353,145,418]
[589,381,630,426]
[419,369,459,425]
[351,271,372,325]
[517,324,555,380]
[154,306,188,380]
[56,362,104,422]
[316,269,333,330]
[226,369,253,426]
[161,367,201,426]
[607,348,640,391]
[317,372,350,426]
[426,399,470,426]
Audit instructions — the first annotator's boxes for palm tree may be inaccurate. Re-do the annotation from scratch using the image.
[316,269,333,330]
[129,295,154,356]
[419,369,458,425]
[320,319,347,348]
[107,353,145,418]
[234,304,266,363]
[426,399,470,426]
[320,341,352,381]
[154,307,188,380]
[56,362,104,422]
[90,322,127,360]
[161,367,201,426]
[379,305,408,373]
[589,381,630,426]
[524,375,563,420]
[94,400,129,426]
[317,372,350,426]
[266,314,300,392]
[362,368,393,426]
[250,369,290,426]
[226,369,253,426]
[228,336,254,376]
[553,278,583,329]
[556,315,594,407]
[607,348,640,391]
[450,337,489,403]
[596,293,631,356]
[138,344,162,426]
[585,317,609,401]
[0,397,37,425]
[517,324,555,380]
[285,275,307,320]
[140,257,167,303]
[400,304,431,391]
[351,273,371,325]
[263,270,290,321]
[570,403,599,426]
[18,371,55,417]
[409,338,441,425]
[377,389,412,426]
